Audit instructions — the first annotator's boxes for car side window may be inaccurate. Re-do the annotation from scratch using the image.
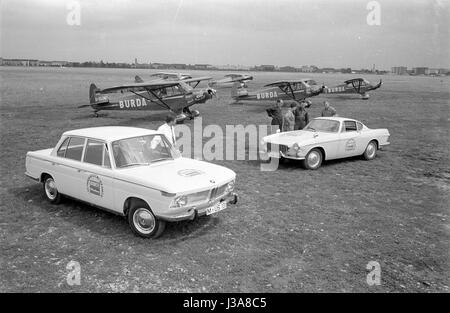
[65,137,85,161]
[103,145,111,168]
[344,121,357,132]
[57,137,70,157]
[356,122,363,131]
[84,139,104,166]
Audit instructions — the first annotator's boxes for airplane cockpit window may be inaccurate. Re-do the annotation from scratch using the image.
[164,86,183,96]
[280,85,289,93]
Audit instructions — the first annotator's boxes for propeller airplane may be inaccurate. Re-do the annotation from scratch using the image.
[323,77,382,99]
[208,73,254,88]
[231,79,324,104]
[79,79,214,122]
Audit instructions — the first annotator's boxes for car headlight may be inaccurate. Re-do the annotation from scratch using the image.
[225,180,235,193]
[292,143,300,151]
[171,195,188,208]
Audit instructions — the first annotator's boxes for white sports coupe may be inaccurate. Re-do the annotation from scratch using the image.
[262,117,390,170]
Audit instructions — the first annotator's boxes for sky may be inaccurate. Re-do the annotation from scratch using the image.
[1,0,449,69]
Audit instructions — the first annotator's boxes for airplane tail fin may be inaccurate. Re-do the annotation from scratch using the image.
[135,75,144,83]
[231,82,246,99]
[89,83,98,104]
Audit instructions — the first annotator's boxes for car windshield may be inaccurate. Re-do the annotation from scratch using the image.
[304,119,340,133]
[112,135,178,168]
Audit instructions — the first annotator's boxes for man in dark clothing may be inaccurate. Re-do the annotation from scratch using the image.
[266,99,283,132]
[294,101,309,130]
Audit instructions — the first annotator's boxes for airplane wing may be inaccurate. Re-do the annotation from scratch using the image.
[263,81,297,99]
[264,80,304,87]
[182,76,212,88]
[344,78,364,84]
[182,76,211,84]
[97,81,182,94]
[149,72,178,78]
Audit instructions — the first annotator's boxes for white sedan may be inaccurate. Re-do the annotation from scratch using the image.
[262,117,390,170]
[25,127,238,238]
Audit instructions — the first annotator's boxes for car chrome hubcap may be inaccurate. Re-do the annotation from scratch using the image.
[308,151,320,168]
[45,179,57,200]
[133,208,155,234]
[367,143,376,158]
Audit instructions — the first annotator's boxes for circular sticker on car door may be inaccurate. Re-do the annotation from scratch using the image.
[345,139,356,151]
[87,174,103,197]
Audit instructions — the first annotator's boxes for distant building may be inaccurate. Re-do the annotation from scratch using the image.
[391,66,408,75]
[193,64,211,70]
[1,58,39,66]
[319,67,337,73]
[253,65,275,71]
[39,60,68,67]
[300,65,318,73]
[412,67,429,75]
[279,66,298,72]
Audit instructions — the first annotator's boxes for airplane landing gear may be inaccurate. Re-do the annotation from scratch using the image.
[175,113,188,124]
[182,108,200,120]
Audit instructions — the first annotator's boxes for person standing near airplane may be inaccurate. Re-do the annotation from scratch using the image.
[266,99,284,132]
[282,102,296,132]
[152,114,177,149]
[294,102,309,130]
[321,101,337,117]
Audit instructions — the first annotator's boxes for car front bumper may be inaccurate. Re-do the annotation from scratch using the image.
[263,149,306,160]
[156,192,239,222]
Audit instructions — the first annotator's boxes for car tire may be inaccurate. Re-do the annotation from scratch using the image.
[302,148,323,170]
[43,175,62,204]
[363,140,377,160]
[128,202,166,238]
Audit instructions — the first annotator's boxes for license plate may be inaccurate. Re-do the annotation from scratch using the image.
[206,201,227,215]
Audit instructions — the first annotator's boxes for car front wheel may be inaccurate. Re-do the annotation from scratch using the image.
[43,175,62,204]
[363,140,377,160]
[128,202,166,238]
[302,148,323,170]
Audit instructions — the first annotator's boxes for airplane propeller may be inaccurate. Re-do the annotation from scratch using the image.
[207,87,218,99]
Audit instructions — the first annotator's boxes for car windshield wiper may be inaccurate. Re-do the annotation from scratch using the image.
[120,162,150,168]
[306,127,316,132]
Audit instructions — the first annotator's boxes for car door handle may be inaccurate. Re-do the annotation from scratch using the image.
[77,169,84,173]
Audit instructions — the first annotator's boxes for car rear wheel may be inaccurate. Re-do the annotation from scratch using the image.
[128,202,166,238]
[363,141,377,160]
[43,175,62,204]
[302,148,322,170]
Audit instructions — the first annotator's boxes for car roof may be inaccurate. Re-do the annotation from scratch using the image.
[63,126,160,142]
[313,116,360,123]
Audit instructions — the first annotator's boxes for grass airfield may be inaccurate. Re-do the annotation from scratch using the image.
[0,67,449,292]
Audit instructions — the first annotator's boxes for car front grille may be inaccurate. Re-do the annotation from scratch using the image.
[186,183,229,206]
[186,190,210,206]
[210,183,228,201]
[280,145,289,154]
